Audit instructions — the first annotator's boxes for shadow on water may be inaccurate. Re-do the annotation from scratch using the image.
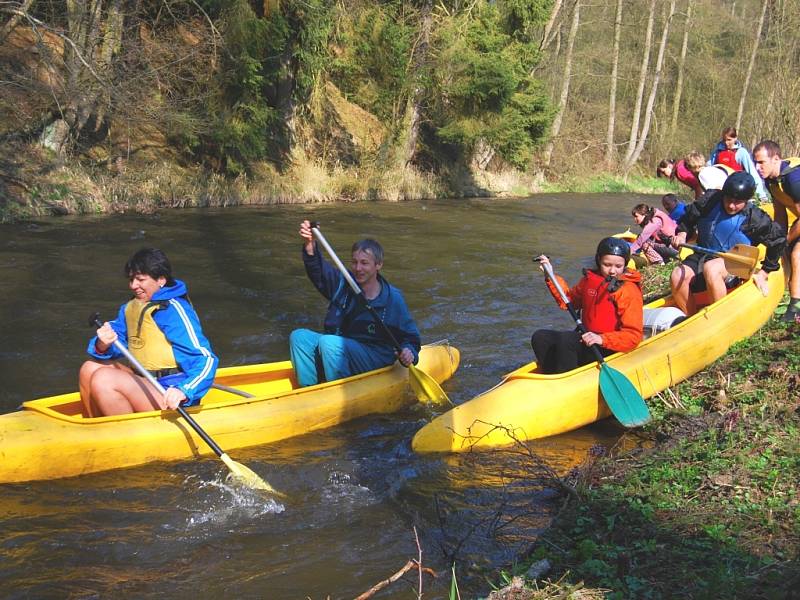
[0,194,649,598]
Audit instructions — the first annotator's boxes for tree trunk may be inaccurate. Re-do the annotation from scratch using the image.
[542,0,580,168]
[40,0,121,155]
[622,0,656,165]
[604,0,623,168]
[403,0,433,167]
[539,0,564,52]
[735,0,769,130]
[625,0,676,171]
[669,0,692,135]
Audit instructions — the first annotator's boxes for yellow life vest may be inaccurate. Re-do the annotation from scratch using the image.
[767,157,800,217]
[124,299,177,371]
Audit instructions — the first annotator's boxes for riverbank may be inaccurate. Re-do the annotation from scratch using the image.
[0,139,678,223]
[486,266,799,599]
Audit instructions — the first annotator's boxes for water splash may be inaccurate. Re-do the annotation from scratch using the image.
[320,470,374,506]
[183,473,285,529]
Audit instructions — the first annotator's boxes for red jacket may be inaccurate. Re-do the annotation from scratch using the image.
[547,269,643,352]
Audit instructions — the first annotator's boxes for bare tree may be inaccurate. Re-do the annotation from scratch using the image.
[542,0,580,169]
[403,0,433,168]
[604,0,623,167]
[622,0,656,166]
[669,0,692,136]
[735,0,770,130]
[539,0,564,52]
[624,0,676,171]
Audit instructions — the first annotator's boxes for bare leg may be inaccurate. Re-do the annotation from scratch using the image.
[703,257,728,304]
[86,364,164,416]
[670,264,696,315]
[79,360,122,417]
[789,243,800,298]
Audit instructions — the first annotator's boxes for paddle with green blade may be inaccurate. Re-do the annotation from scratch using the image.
[89,313,284,496]
[536,260,651,428]
[309,223,453,408]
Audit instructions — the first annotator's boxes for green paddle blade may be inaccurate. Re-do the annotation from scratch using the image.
[409,364,453,408]
[598,363,651,427]
[220,453,286,498]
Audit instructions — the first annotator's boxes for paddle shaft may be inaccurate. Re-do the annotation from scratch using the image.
[541,262,606,364]
[90,316,226,458]
[309,224,405,353]
[680,243,757,266]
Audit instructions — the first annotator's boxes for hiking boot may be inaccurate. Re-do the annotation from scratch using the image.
[781,305,800,323]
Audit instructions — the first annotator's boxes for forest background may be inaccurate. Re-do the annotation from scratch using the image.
[0,0,798,221]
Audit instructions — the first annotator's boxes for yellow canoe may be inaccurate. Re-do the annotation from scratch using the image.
[0,343,459,483]
[412,267,785,454]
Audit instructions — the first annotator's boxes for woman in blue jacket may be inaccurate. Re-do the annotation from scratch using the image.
[708,126,768,202]
[79,248,218,417]
[289,220,421,387]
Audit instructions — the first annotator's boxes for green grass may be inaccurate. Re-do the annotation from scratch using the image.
[515,314,800,598]
[541,173,682,196]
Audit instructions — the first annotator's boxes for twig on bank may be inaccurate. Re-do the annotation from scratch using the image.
[352,559,436,600]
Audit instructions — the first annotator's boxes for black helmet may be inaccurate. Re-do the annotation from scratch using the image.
[722,171,756,201]
[595,237,631,265]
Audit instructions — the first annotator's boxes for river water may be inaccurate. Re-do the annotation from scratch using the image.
[0,194,649,599]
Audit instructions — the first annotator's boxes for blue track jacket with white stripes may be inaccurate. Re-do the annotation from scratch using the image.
[87,279,219,404]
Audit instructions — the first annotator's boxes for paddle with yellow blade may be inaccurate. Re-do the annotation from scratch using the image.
[536,260,652,428]
[89,313,284,496]
[680,243,760,278]
[309,223,453,408]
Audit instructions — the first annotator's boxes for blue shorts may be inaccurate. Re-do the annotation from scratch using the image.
[156,373,199,407]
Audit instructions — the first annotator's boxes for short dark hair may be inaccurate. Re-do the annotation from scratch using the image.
[351,239,384,263]
[661,193,679,208]
[125,248,174,284]
[721,126,737,139]
[753,139,781,158]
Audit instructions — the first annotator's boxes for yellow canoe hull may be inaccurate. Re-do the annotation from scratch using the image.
[412,267,785,453]
[0,343,459,483]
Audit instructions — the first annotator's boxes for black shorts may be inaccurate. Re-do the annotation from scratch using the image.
[679,253,740,293]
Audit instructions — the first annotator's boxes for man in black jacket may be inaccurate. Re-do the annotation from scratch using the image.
[670,172,786,315]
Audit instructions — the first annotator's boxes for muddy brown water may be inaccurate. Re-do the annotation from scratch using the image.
[0,194,651,598]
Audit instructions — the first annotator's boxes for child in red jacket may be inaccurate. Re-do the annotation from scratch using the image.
[531,238,644,374]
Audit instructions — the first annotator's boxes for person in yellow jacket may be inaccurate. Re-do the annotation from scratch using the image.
[754,140,800,322]
[79,248,218,416]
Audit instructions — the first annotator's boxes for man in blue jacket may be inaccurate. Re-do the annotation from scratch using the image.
[289,220,421,386]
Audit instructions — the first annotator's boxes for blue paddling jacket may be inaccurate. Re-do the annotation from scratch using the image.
[302,245,422,366]
[87,279,219,404]
[677,190,786,273]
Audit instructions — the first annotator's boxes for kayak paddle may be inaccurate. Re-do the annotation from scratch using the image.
[89,314,284,496]
[309,224,453,408]
[679,243,760,280]
[537,261,651,428]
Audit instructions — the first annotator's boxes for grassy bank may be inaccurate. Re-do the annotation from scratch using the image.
[484,266,799,599]
[540,172,678,196]
[1,139,681,223]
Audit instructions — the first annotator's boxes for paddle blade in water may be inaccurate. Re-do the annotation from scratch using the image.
[409,364,453,408]
[598,363,651,427]
[220,453,286,497]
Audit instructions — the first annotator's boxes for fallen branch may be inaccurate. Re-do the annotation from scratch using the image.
[353,559,436,600]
